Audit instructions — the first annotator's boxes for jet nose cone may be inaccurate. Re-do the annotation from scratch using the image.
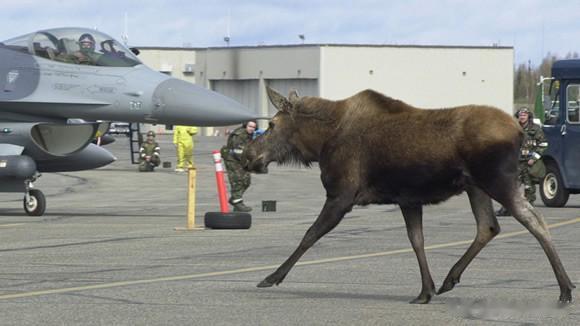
[153,78,257,126]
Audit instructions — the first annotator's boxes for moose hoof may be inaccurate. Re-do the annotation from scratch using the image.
[410,293,433,304]
[257,272,287,288]
[437,278,459,295]
[558,287,574,304]
[257,279,275,288]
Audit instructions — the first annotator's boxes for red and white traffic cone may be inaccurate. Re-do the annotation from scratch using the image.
[212,150,229,213]
[205,150,251,229]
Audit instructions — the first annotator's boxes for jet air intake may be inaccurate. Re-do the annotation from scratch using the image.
[0,123,115,173]
[30,124,97,157]
[0,123,96,159]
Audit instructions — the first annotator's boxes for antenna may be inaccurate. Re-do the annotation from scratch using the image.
[121,12,129,46]
[541,20,545,61]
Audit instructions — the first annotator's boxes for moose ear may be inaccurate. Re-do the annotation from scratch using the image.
[288,89,300,104]
[266,86,293,112]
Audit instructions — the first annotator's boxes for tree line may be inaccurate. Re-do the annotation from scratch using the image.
[515,52,579,105]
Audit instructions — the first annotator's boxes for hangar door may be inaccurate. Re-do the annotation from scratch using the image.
[211,79,260,115]
[267,79,318,116]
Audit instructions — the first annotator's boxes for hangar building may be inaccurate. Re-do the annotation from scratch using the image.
[137,44,514,135]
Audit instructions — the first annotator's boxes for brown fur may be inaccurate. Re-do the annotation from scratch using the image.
[243,88,574,304]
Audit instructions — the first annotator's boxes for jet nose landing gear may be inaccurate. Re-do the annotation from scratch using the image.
[24,188,46,216]
[23,179,46,216]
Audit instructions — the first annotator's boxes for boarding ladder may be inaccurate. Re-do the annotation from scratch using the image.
[129,123,142,164]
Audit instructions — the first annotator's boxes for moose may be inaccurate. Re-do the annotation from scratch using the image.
[242,87,575,304]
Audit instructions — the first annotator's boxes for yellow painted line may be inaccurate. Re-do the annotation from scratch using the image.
[0,217,578,301]
[0,224,24,229]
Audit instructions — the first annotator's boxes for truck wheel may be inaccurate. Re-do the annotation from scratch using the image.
[204,212,251,229]
[540,162,569,207]
[23,189,46,216]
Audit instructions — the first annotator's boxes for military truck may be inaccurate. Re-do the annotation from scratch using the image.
[539,60,580,206]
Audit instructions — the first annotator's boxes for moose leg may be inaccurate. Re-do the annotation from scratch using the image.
[503,195,575,303]
[438,185,500,295]
[257,196,354,288]
[400,204,436,304]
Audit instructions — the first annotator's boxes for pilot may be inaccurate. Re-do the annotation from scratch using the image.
[139,131,161,172]
[73,33,101,65]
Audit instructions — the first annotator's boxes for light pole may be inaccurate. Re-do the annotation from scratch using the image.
[298,34,305,44]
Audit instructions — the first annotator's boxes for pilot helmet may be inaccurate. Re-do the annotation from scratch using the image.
[78,33,95,52]
[146,131,156,137]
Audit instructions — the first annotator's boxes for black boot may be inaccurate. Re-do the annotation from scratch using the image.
[233,201,252,212]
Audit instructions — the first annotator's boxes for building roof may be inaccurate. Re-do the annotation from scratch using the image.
[135,43,513,51]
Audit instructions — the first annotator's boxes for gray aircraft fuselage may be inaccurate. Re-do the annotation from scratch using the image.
[0,27,257,215]
[0,31,255,125]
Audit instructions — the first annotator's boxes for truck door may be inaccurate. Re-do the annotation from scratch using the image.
[543,81,564,168]
[562,83,580,188]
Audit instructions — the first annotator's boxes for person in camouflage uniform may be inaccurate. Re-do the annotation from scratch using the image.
[497,107,548,216]
[139,131,161,172]
[221,121,257,212]
[517,108,548,202]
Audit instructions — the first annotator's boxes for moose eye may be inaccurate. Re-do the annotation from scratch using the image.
[268,121,275,129]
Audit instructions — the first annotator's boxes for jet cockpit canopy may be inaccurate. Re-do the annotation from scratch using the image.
[2,27,141,67]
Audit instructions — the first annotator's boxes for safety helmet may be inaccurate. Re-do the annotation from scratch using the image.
[78,33,95,51]
[517,107,530,117]
[146,131,156,137]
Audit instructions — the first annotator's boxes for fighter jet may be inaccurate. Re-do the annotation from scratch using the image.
[0,27,256,216]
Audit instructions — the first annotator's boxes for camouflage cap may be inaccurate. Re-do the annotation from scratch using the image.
[146,131,156,137]
[517,107,530,115]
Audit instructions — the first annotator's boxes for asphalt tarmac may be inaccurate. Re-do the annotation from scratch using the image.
[1,135,579,325]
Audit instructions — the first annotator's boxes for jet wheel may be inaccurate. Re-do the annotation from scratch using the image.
[23,189,46,216]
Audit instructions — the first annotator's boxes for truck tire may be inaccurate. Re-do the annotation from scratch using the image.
[204,212,251,229]
[540,162,569,207]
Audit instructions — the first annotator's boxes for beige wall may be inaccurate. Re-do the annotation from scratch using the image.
[138,49,197,84]
[138,45,514,134]
[188,46,320,135]
[320,46,514,113]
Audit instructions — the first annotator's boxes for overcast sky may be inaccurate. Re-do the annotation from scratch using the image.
[1,0,578,66]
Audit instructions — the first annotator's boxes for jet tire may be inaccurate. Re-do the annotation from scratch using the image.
[23,189,46,216]
[204,212,251,229]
